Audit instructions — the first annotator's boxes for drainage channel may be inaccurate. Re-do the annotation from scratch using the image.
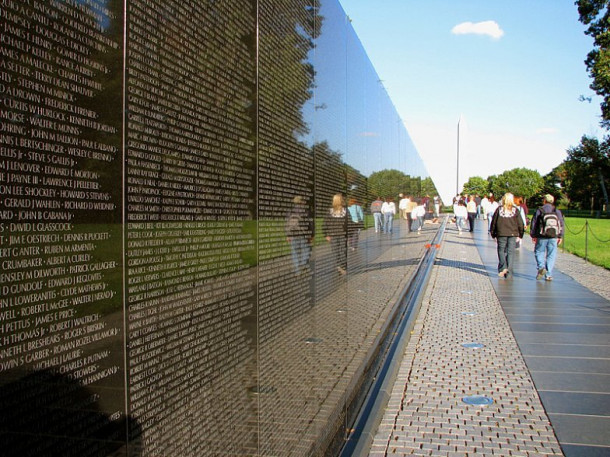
[338,218,447,457]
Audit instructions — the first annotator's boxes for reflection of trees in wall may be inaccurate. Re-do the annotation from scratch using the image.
[367,169,435,201]
[258,0,322,219]
[314,141,346,217]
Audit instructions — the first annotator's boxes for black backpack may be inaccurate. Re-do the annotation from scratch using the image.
[539,208,561,238]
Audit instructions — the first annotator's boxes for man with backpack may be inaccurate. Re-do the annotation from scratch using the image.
[530,194,564,281]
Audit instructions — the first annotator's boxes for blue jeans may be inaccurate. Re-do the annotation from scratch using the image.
[496,236,517,274]
[456,216,465,232]
[290,237,311,273]
[373,212,383,232]
[534,238,558,277]
[383,213,394,233]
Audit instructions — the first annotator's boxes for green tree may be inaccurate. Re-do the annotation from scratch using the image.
[421,176,440,198]
[489,168,544,201]
[576,0,610,128]
[462,176,489,196]
[539,164,567,208]
[368,169,412,200]
[565,135,610,211]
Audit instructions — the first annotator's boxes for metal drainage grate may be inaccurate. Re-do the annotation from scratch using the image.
[460,290,472,294]
[462,395,493,406]
[249,385,277,395]
[461,311,477,316]
[304,337,323,344]
[461,342,485,349]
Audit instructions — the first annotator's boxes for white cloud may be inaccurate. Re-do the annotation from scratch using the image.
[451,21,505,40]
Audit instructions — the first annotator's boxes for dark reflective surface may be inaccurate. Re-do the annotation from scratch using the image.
[0,0,434,455]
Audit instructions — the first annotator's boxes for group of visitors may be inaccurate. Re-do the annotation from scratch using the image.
[452,194,482,233]
[371,194,436,235]
[370,196,396,234]
[452,191,563,281]
[489,193,563,281]
[285,192,440,275]
[286,190,563,282]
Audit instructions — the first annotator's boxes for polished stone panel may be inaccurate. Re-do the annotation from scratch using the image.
[539,391,610,416]
[474,227,610,457]
[549,414,610,447]
[531,372,610,393]
[0,0,433,455]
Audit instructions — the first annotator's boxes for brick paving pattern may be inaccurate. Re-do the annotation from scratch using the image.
[369,230,564,456]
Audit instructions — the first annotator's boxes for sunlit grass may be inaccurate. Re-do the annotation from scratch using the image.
[561,217,610,269]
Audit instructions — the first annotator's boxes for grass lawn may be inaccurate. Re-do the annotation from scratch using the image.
[561,217,610,269]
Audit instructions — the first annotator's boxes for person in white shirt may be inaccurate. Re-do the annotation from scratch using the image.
[486,196,499,232]
[453,200,468,234]
[398,194,410,221]
[480,195,489,220]
[412,202,426,233]
[381,197,396,234]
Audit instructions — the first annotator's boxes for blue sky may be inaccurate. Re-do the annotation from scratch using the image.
[339,0,604,202]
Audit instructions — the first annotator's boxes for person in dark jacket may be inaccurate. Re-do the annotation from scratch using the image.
[530,194,564,281]
[490,192,525,278]
[323,193,347,274]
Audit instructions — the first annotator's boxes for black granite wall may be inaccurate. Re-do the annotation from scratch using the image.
[0,1,433,455]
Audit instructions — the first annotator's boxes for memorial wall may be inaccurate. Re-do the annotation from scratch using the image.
[0,0,435,455]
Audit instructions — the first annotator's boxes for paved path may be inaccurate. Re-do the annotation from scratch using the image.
[369,218,610,456]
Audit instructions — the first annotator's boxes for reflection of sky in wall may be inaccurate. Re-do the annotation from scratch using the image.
[77,0,112,30]
[303,0,429,179]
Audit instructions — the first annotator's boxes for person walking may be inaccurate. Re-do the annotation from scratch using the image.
[370,196,383,233]
[411,199,426,234]
[433,195,441,222]
[486,195,499,232]
[513,196,528,249]
[285,196,314,274]
[381,197,396,234]
[466,195,477,232]
[490,192,524,278]
[453,199,467,234]
[398,194,410,223]
[530,194,564,281]
[406,196,417,232]
[323,193,348,274]
[480,195,490,220]
[347,198,364,251]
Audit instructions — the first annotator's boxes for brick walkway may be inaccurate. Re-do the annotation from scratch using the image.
[369,228,563,456]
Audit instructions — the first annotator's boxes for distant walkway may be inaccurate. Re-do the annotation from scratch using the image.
[369,218,610,456]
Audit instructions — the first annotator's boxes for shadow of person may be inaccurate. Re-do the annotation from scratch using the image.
[0,368,141,457]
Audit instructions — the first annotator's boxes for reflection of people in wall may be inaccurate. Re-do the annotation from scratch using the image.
[433,195,440,222]
[370,196,383,233]
[381,197,396,234]
[398,193,409,220]
[285,196,314,274]
[406,196,417,232]
[347,198,364,251]
[411,199,426,233]
[323,193,347,274]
